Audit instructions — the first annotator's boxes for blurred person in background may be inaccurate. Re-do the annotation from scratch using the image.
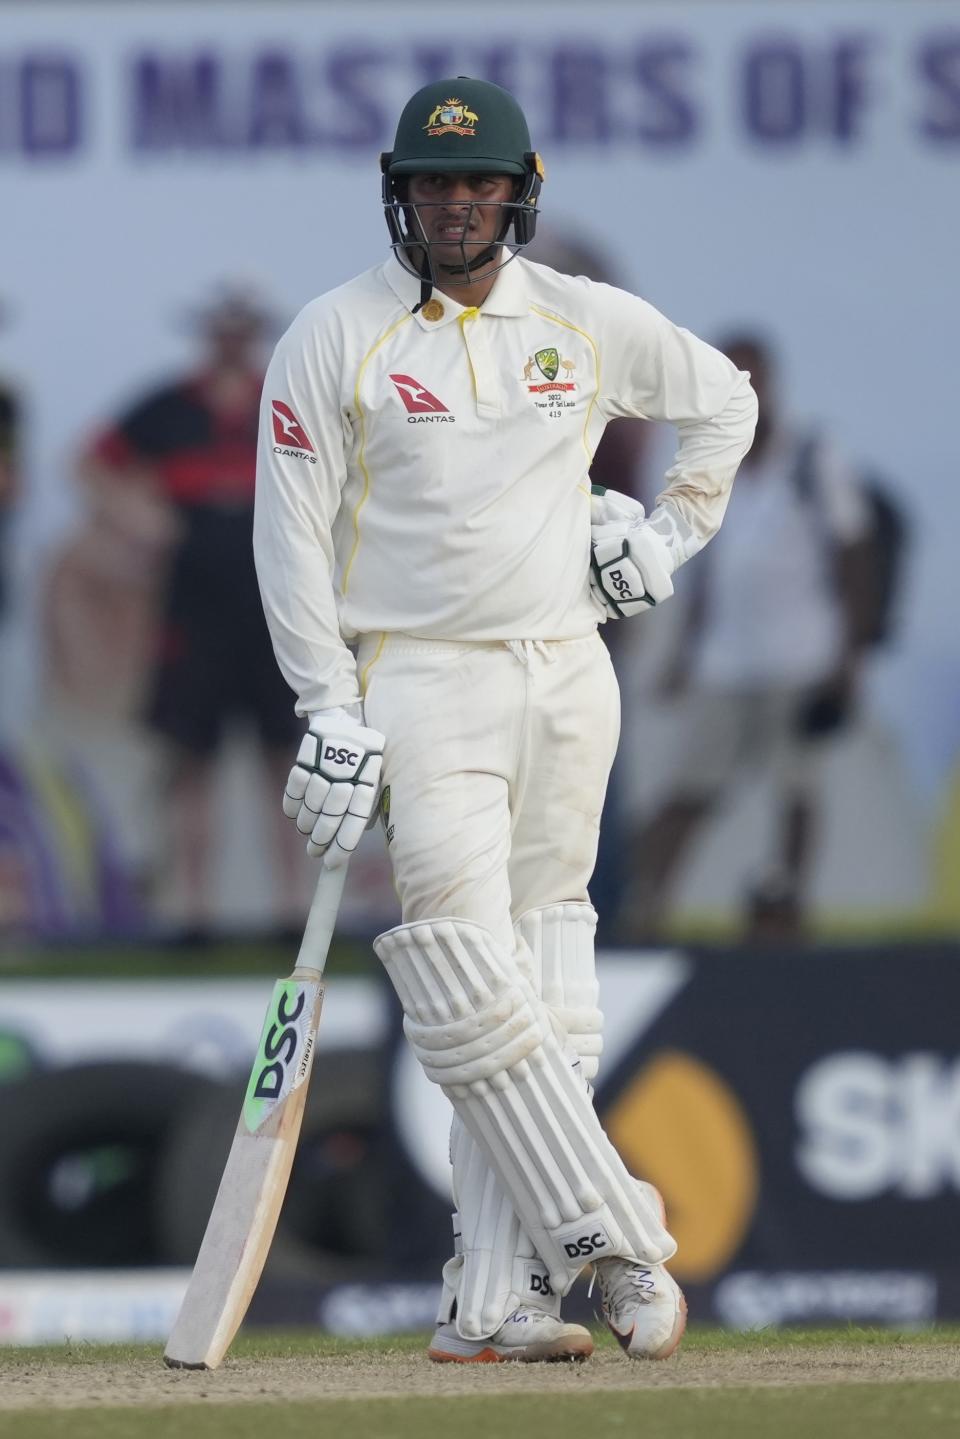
[0,315,24,929]
[0,311,19,633]
[0,315,141,938]
[76,287,304,938]
[615,333,877,943]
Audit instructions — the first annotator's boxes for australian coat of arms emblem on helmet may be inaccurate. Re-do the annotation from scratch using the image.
[424,98,479,137]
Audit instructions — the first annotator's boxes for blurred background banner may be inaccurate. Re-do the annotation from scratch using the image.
[0,0,957,937]
[384,943,960,1330]
[2,947,958,1341]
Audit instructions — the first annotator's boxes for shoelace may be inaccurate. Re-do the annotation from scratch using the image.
[588,1263,656,1318]
[502,1306,557,1331]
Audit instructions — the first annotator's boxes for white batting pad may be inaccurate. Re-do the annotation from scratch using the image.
[448,1118,556,1338]
[374,917,676,1292]
[517,903,604,1083]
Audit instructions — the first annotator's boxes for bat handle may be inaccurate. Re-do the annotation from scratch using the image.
[292,861,349,980]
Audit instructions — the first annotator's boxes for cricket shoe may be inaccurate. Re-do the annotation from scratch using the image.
[428,1306,594,1364]
[592,1181,686,1360]
[592,1256,686,1359]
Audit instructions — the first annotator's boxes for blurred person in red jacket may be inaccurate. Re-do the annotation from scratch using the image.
[79,287,304,936]
[0,316,19,628]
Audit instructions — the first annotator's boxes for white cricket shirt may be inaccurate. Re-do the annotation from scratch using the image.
[254,254,757,714]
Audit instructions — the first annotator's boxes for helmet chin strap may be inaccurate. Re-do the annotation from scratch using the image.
[410,244,501,314]
[412,273,433,316]
[437,244,500,274]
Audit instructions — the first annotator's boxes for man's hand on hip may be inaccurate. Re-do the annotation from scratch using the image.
[283,707,385,866]
[589,486,675,620]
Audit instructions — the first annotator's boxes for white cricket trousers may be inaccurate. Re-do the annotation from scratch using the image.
[357,631,620,949]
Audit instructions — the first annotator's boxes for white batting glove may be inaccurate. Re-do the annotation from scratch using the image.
[589,486,675,620]
[590,485,646,530]
[283,707,386,866]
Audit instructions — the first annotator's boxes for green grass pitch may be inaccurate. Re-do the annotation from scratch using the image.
[2,1327,959,1439]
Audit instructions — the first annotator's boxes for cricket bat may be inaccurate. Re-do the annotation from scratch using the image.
[163,861,349,1369]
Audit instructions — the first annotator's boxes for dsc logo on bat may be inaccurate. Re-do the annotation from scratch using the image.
[253,989,307,1101]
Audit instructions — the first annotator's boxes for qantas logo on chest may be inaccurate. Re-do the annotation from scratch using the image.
[272,400,317,461]
[389,374,455,423]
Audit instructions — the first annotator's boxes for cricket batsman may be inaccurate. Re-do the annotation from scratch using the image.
[254,76,757,1363]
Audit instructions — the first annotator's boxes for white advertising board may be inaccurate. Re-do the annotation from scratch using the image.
[0,1,957,921]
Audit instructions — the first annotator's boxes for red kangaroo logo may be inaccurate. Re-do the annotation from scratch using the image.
[272,400,315,452]
[389,375,449,414]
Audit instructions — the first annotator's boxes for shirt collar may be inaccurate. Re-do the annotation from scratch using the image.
[381,253,530,329]
[481,256,530,317]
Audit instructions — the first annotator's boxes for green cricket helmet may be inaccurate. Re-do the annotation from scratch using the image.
[380,76,544,293]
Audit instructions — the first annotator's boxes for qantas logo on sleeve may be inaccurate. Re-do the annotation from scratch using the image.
[272,401,317,461]
[389,374,455,423]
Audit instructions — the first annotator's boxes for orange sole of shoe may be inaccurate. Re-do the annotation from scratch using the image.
[428,1337,594,1365]
[428,1346,504,1363]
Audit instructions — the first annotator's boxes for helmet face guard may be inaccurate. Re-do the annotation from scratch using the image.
[380,78,543,291]
[379,159,543,288]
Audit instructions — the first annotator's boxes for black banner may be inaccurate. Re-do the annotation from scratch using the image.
[381,942,960,1329]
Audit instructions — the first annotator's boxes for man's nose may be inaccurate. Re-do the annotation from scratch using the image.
[440,182,474,207]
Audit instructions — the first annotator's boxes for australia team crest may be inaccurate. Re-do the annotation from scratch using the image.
[424,98,479,137]
[522,348,577,393]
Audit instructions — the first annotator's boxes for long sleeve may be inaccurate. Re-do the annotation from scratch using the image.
[596,289,759,568]
[253,306,361,715]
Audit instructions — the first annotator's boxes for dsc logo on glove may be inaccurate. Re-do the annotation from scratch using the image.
[323,746,359,766]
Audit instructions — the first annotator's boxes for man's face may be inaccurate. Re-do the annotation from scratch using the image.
[206,320,262,371]
[405,172,515,269]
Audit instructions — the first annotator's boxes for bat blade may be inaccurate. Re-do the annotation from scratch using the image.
[163,976,324,1369]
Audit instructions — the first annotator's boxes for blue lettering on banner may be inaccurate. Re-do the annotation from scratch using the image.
[0,54,83,156]
[123,41,702,156]
[0,32,929,160]
[918,36,960,141]
[831,37,872,143]
[22,56,83,155]
[132,53,222,149]
[742,38,875,145]
[551,47,612,142]
[247,52,310,148]
[325,46,387,148]
[634,39,698,145]
[743,41,806,143]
